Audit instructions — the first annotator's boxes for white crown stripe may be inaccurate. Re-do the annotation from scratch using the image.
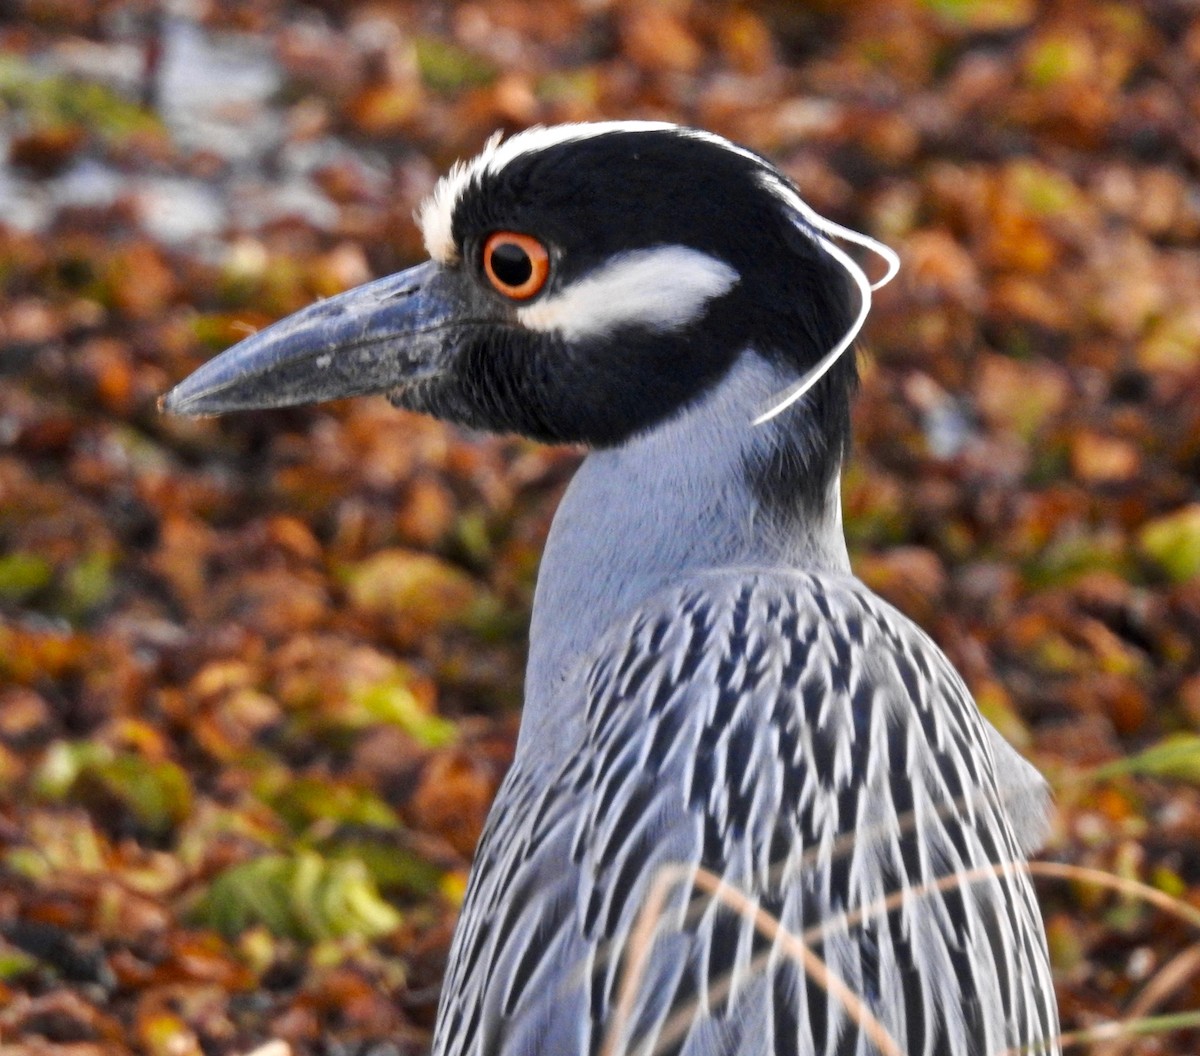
[418,123,678,264]
[418,122,899,283]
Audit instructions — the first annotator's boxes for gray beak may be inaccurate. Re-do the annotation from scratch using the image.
[161,260,476,417]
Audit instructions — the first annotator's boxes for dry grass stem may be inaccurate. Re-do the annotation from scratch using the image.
[1056,1009,1200,1049]
[600,863,904,1056]
[602,817,1200,1056]
[601,862,694,1056]
[1093,945,1200,1056]
[1025,861,1200,931]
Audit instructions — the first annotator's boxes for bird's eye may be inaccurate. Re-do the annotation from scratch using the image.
[482,232,550,300]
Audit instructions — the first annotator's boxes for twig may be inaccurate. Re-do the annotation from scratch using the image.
[600,863,904,1056]
[638,857,1200,1056]
[1025,861,1200,931]
[1056,1009,1200,1049]
[602,862,693,1056]
[1094,945,1200,1056]
[602,803,1200,1056]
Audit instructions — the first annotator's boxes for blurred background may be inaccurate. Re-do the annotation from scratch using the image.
[1,0,1199,1053]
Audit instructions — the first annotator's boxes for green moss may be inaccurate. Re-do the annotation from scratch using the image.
[259,771,401,833]
[0,948,38,979]
[197,851,401,941]
[1140,505,1200,583]
[537,70,599,106]
[1023,532,1132,589]
[326,836,444,898]
[413,37,496,93]
[1090,734,1200,785]
[34,741,193,837]
[919,0,1034,29]
[0,552,53,601]
[63,550,113,618]
[0,54,161,142]
[350,677,457,748]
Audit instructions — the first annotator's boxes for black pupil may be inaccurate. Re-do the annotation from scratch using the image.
[491,241,533,287]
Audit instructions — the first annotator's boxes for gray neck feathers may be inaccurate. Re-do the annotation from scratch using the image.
[520,354,850,753]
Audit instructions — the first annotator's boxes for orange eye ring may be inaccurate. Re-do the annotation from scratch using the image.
[482,231,550,300]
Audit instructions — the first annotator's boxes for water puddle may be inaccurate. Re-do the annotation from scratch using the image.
[0,10,381,246]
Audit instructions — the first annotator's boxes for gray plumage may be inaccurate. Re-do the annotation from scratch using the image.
[433,358,1058,1056]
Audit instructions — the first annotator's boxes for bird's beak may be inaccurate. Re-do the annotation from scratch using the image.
[161,260,479,417]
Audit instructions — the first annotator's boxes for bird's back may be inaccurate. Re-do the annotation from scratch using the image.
[433,568,1060,1056]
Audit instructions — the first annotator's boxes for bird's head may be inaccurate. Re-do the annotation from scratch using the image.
[163,122,893,449]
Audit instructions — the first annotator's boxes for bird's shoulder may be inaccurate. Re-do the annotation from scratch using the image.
[571,567,1050,852]
[433,568,1057,1056]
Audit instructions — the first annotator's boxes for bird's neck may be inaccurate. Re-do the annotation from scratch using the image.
[522,354,851,746]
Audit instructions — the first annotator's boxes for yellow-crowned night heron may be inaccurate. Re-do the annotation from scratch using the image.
[164,122,1060,1056]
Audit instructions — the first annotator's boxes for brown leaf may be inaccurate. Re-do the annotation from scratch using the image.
[1070,432,1141,484]
[409,751,496,857]
[621,8,704,74]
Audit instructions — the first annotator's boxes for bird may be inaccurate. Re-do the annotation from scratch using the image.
[164,122,1061,1056]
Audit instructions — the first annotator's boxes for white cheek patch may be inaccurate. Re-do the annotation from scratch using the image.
[516,246,739,341]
